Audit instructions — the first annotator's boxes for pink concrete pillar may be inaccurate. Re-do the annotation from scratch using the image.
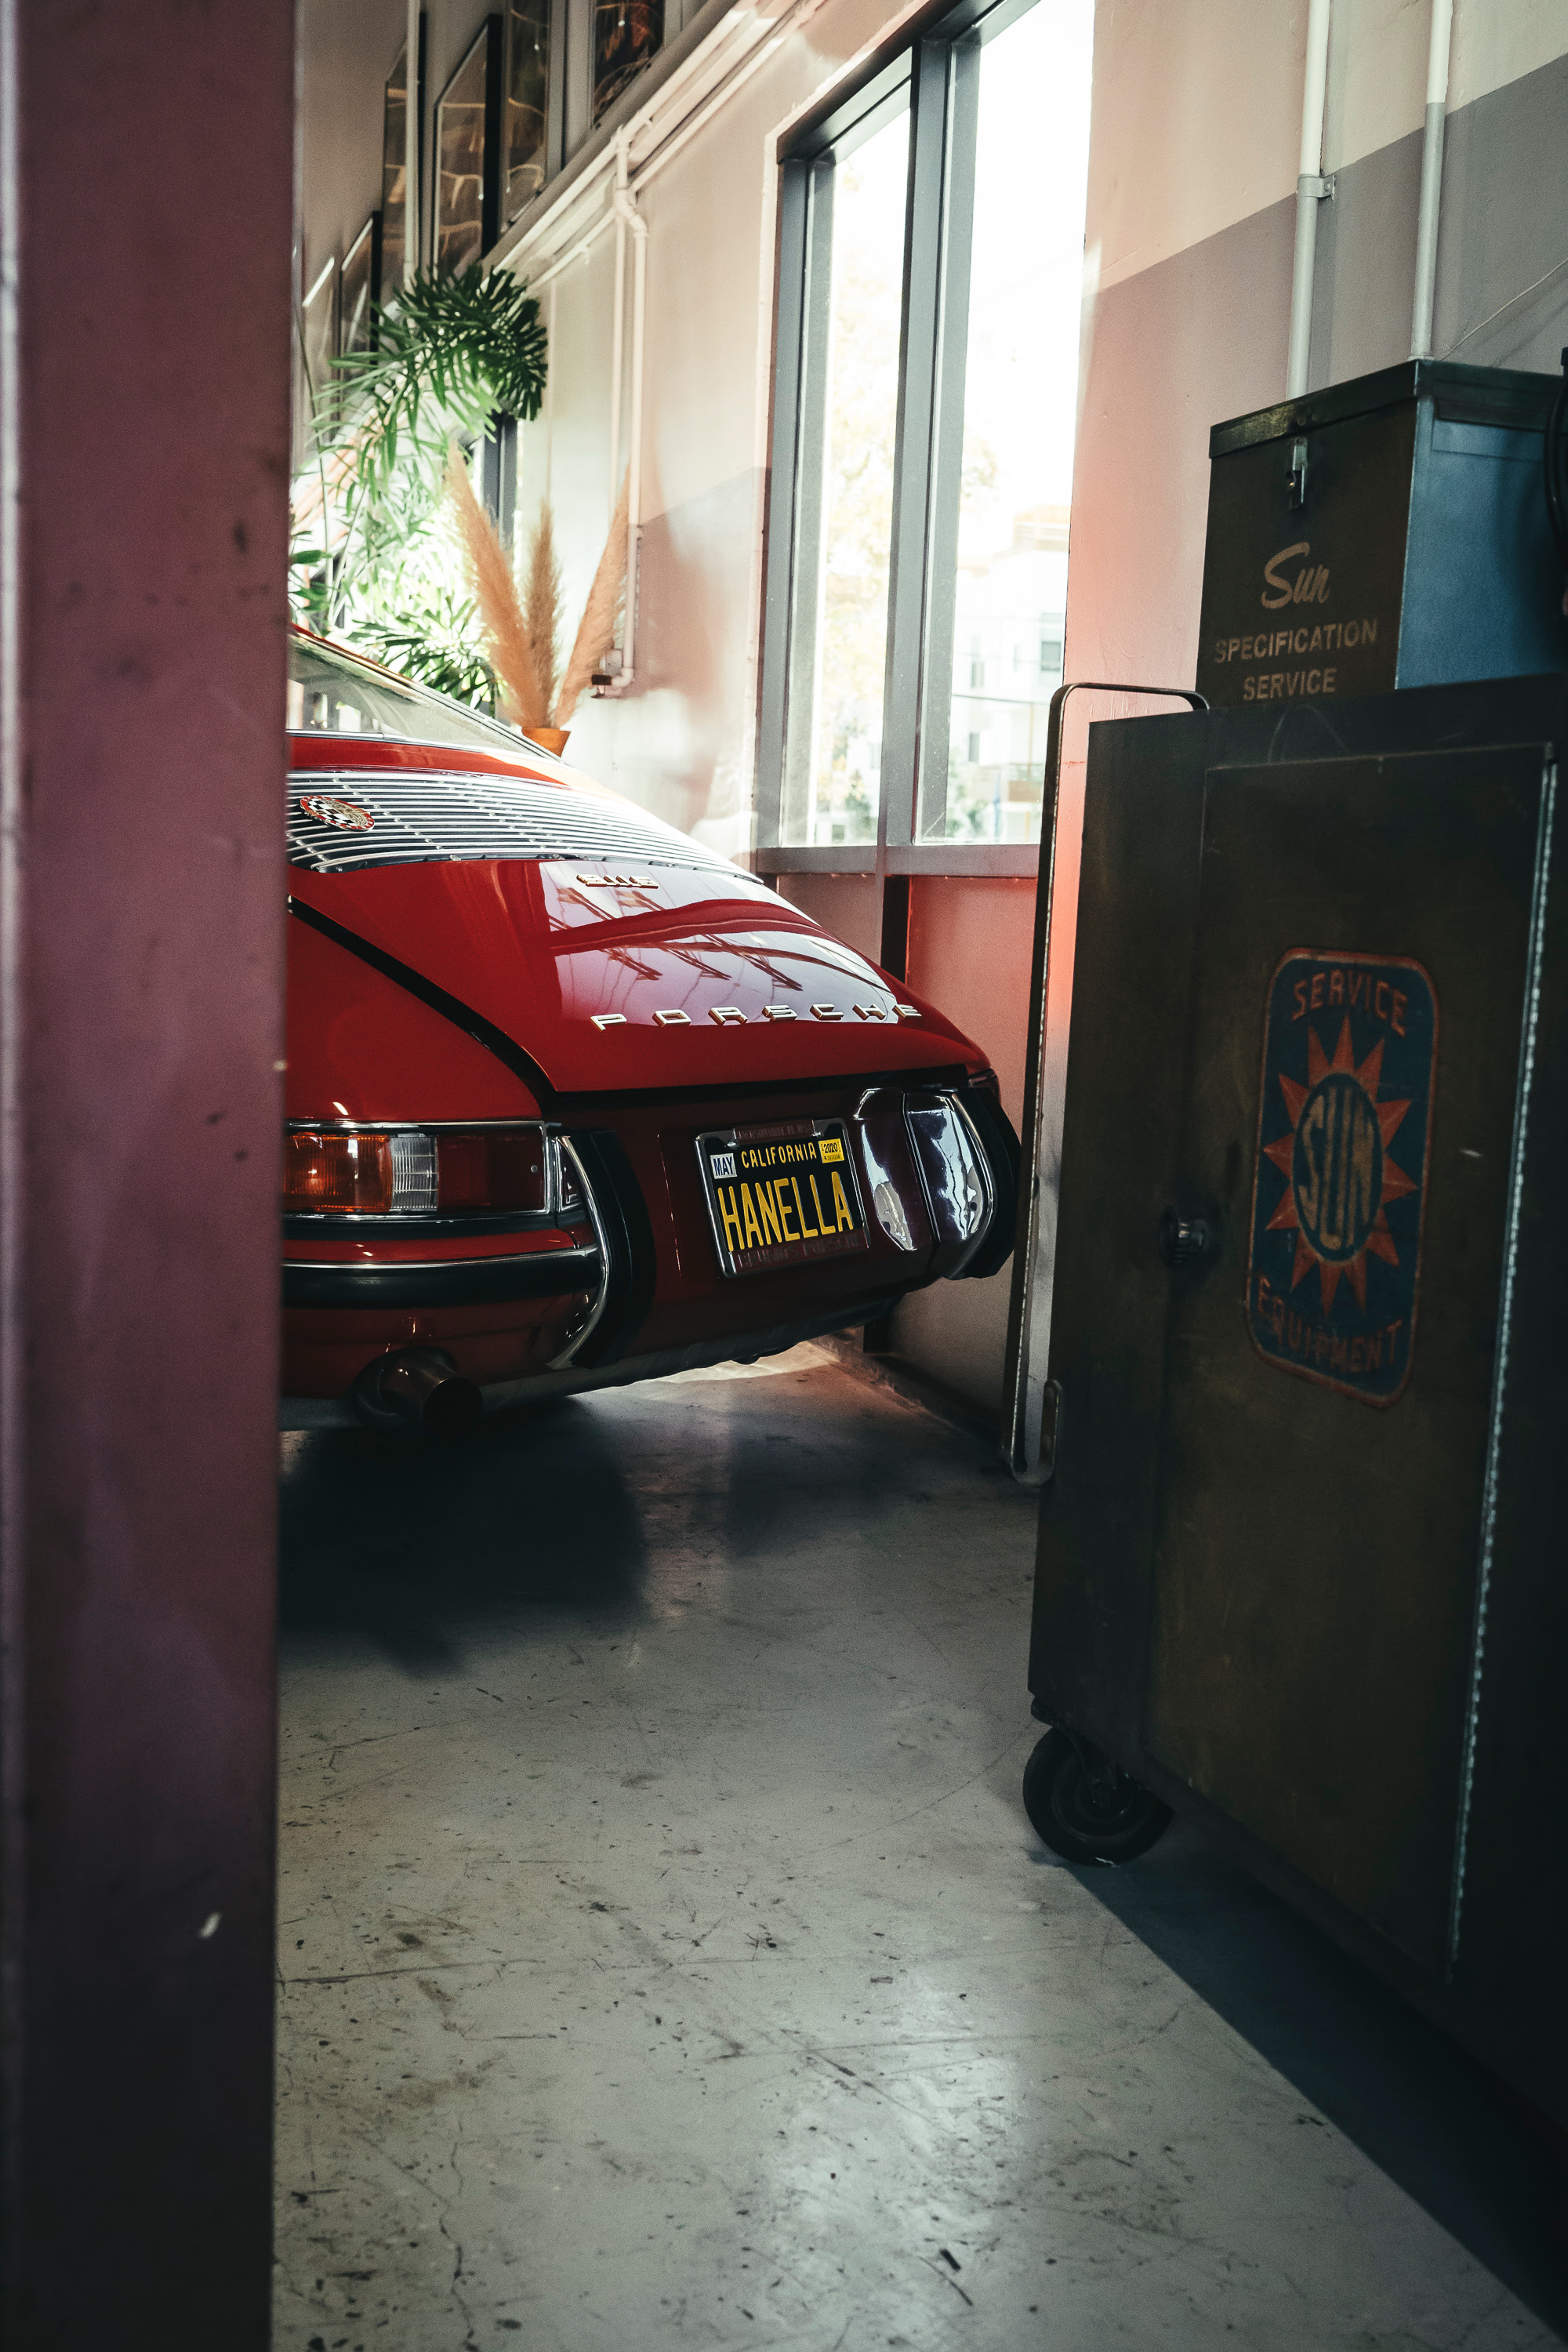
[0,2,294,2343]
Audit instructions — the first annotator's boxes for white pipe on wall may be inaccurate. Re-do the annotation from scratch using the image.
[631,27,791,196]
[609,165,648,692]
[1410,0,1454,360]
[601,163,648,696]
[525,27,793,296]
[608,132,630,508]
[495,0,811,290]
[1287,0,1333,398]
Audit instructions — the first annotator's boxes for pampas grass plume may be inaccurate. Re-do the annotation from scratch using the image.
[524,503,563,720]
[554,477,629,728]
[445,444,546,729]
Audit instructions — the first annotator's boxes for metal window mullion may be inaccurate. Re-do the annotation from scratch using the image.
[754,157,810,851]
[877,42,953,854]
[913,35,980,845]
[779,162,835,847]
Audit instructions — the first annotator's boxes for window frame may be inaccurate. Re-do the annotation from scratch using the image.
[504,0,566,220]
[435,15,506,274]
[757,0,1057,880]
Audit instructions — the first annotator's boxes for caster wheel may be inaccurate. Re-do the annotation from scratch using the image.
[1022,1729,1172,1867]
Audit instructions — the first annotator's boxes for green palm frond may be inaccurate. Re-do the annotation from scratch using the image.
[344,265,548,423]
[348,583,499,711]
[291,263,549,641]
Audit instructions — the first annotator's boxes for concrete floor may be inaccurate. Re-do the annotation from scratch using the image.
[274,1346,1566,2350]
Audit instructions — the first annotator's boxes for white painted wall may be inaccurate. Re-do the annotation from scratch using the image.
[1083,0,1568,300]
[1085,1,1306,295]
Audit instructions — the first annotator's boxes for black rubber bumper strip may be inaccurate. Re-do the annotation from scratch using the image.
[283,1245,600,1310]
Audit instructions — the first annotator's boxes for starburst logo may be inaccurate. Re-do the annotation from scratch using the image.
[1262,1016,1415,1311]
[1247,950,1437,1406]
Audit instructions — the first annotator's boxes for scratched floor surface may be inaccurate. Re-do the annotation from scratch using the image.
[274,1347,1564,2350]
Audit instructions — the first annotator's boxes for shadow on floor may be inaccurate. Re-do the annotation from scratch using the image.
[278,1367,1027,1679]
[278,1398,649,1671]
[1060,1812,1568,2338]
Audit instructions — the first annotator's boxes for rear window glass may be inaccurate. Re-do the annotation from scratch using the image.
[287,632,550,761]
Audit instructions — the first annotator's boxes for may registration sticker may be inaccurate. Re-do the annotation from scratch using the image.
[695,1119,869,1277]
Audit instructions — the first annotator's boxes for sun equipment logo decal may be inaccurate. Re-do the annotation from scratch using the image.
[299,793,374,833]
[1246,949,1438,1406]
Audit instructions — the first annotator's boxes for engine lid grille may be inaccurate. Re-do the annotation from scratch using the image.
[287,764,735,878]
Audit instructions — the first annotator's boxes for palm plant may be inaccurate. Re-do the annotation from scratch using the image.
[289,263,549,704]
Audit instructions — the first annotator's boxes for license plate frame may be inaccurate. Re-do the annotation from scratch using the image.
[695,1118,869,1278]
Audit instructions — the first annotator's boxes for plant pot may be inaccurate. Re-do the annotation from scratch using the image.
[520,725,571,757]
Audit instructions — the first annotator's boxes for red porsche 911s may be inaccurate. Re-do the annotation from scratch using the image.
[283,628,1019,1433]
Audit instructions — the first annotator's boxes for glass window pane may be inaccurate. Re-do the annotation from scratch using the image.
[299,260,338,436]
[340,217,377,358]
[379,42,408,302]
[917,0,1092,844]
[437,37,490,275]
[785,108,909,848]
[507,0,551,214]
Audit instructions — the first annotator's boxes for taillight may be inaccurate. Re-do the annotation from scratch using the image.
[436,1129,548,1212]
[284,1126,549,1215]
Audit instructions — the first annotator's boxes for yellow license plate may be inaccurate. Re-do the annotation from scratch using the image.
[696,1119,869,1277]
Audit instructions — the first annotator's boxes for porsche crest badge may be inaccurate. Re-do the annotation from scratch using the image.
[1246,949,1438,1406]
[299,793,374,832]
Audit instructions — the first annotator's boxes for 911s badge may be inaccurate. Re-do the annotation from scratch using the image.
[1246,948,1438,1406]
[299,793,374,832]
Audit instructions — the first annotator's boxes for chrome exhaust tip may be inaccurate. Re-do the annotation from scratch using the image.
[352,1346,483,1438]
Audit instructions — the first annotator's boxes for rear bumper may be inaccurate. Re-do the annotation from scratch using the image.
[278,1076,1019,1414]
[282,1241,599,1309]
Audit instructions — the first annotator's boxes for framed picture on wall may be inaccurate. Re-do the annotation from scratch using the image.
[340,214,382,355]
[593,0,662,124]
[298,252,339,450]
[436,15,504,273]
[381,38,407,297]
[506,0,552,216]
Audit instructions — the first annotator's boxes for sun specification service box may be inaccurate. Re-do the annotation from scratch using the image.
[1195,360,1566,712]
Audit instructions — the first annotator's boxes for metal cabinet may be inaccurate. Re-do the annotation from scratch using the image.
[1018,676,1567,2125]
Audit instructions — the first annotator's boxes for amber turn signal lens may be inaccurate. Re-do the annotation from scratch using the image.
[437,1128,549,1212]
[284,1126,543,1215]
[284,1130,394,1214]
